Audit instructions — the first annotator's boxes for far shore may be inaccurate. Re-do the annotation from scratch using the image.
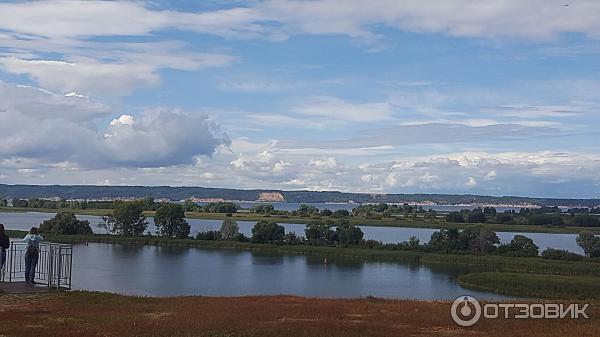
[2,206,599,234]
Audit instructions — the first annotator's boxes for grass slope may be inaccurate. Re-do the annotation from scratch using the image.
[459,272,600,300]
[0,292,598,337]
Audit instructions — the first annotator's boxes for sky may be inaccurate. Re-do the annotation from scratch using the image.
[0,0,599,198]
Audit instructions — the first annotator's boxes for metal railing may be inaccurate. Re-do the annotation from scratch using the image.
[1,242,73,290]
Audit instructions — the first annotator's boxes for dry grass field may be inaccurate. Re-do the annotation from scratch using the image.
[0,292,599,337]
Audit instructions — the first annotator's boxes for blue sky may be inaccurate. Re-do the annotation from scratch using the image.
[0,0,599,198]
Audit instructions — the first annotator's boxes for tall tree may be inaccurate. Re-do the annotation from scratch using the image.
[251,221,285,244]
[220,218,240,241]
[154,204,190,238]
[110,201,148,236]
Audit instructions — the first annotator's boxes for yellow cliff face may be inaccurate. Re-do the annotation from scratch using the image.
[257,192,285,202]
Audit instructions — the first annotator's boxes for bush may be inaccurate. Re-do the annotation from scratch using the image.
[39,211,93,235]
[528,214,564,226]
[251,221,285,244]
[541,248,584,261]
[336,222,364,245]
[196,230,222,241]
[331,209,350,218]
[495,212,513,224]
[572,215,600,227]
[467,209,487,223]
[446,212,465,223]
[283,232,303,245]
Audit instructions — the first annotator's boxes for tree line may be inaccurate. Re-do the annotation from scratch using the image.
[35,202,600,263]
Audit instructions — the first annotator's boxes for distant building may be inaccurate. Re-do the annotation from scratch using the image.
[190,198,225,203]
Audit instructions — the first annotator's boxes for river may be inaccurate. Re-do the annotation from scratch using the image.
[0,211,584,254]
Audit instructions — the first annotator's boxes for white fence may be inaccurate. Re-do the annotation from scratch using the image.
[1,242,73,289]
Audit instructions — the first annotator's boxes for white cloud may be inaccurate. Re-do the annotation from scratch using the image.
[0,82,228,168]
[2,1,596,46]
[0,52,234,96]
[110,115,135,127]
[256,0,600,41]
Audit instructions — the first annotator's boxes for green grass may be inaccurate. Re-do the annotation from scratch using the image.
[6,229,27,237]
[458,272,600,299]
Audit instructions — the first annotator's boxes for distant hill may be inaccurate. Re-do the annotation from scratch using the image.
[0,184,599,207]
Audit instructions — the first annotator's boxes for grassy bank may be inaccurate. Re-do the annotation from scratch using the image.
[3,206,598,234]
[0,292,598,337]
[459,272,600,300]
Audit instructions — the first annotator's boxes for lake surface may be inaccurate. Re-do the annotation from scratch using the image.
[0,211,583,254]
[71,242,509,299]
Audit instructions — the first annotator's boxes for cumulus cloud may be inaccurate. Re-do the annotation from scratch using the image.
[0,82,228,168]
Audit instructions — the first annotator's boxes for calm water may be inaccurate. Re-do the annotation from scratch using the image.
[71,242,509,299]
[0,211,583,254]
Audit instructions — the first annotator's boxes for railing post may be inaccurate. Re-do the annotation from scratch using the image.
[68,246,73,290]
[47,243,53,288]
[57,246,62,290]
[8,243,13,283]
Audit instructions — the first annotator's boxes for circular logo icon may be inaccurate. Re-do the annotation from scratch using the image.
[451,296,481,327]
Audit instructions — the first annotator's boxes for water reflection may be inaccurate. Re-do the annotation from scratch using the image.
[70,242,512,300]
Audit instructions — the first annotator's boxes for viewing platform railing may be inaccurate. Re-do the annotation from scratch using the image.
[1,242,73,290]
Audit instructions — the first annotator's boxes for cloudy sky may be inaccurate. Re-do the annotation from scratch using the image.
[1,0,599,198]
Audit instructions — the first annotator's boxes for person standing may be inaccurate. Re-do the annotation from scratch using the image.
[23,227,43,285]
[0,224,9,280]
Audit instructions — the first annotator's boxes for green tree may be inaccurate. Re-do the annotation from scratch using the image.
[332,209,350,218]
[39,211,93,235]
[428,228,460,252]
[336,221,363,245]
[576,231,600,257]
[220,218,240,241]
[154,204,190,238]
[297,204,319,216]
[408,235,420,249]
[572,215,600,227]
[183,199,197,212]
[495,212,513,224]
[528,214,564,226]
[304,221,336,245]
[467,209,487,223]
[499,235,539,257]
[109,201,148,236]
[458,227,499,254]
[251,221,285,243]
[12,198,28,208]
[445,212,465,223]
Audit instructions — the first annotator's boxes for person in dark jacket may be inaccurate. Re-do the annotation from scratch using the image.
[0,224,10,280]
